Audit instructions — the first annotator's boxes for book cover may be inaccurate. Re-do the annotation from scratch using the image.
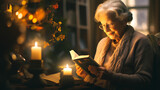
[70,50,100,77]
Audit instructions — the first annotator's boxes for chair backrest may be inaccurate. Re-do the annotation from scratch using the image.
[147,34,160,90]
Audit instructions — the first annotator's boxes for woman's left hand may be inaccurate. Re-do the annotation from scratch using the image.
[88,65,106,77]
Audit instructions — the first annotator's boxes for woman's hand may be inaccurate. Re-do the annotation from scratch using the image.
[88,65,106,77]
[75,64,87,79]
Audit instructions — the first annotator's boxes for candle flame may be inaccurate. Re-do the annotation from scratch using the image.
[66,64,69,68]
[35,42,38,47]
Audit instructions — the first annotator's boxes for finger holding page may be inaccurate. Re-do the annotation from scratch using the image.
[75,64,87,78]
[70,50,100,77]
[88,65,107,77]
[88,65,100,77]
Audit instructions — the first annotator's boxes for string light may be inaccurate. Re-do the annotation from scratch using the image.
[32,18,37,23]
[18,13,23,19]
[16,11,19,15]
[28,14,33,20]
[22,0,27,5]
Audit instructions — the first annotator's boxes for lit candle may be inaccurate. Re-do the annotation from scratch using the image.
[31,42,42,60]
[63,64,72,75]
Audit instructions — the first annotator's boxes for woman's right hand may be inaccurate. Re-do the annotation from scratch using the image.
[75,64,87,79]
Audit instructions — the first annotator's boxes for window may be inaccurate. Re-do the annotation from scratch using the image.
[122,0,149,35]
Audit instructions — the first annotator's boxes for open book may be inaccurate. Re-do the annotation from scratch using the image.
[41,72,81,84]
[70,50,100,77]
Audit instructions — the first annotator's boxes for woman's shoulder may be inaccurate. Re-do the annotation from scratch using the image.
[98,37,109,45]
[128,25,148,41]
[132,31,151,45]
[96,37,109,49]
[99,37,109,42]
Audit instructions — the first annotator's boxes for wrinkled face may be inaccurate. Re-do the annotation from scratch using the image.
[99,11,127,40]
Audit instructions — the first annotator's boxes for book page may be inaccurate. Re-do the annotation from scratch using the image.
[74,55,89,60]
[41,72,82,84]
[69,50,79,60]
[41,72,60,84]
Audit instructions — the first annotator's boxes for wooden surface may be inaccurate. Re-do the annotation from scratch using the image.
[11,80,93,90]
[11,73,93,90]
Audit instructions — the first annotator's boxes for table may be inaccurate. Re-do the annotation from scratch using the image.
[11,73,104,90]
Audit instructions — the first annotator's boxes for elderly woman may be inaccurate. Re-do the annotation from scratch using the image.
[75,0,154,90]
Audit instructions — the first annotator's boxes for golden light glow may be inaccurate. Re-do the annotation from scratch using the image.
[17,34,26,44]
[28,15,33,20]
[16,7,28,18]
[22,9,28,17]
[32,18,37,23]
[63,64,72,75]
[7,21,12,27]
[16,11,19,15]
[31,41,41,60]
[18,13,23,19]
[7,4,12,13]
[35,8,45,21]
[11,53,17,60]
[35,42,38,47]
[66,64,69,68]
[22,0,27,5]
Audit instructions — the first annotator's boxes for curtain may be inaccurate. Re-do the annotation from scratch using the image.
[149,0,160,34]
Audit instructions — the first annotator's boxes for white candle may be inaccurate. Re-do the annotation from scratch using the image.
[63,64,72,75]
[31,42,42,60]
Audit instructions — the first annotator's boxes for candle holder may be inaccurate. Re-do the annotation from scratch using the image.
[59,71,74,88]
[25,60,47,88]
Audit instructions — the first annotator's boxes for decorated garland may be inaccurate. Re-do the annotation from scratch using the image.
[6,0,66,48]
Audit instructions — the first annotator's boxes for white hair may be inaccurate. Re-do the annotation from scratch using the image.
[95,0,132,22]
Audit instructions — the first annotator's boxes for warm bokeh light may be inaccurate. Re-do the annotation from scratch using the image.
[35,8,46,21]
[18,13,23,19]
[22,0,27,5]
[7,4,12,13]
[17,34,26,44]
[11,53,17,60]
[28,14,33,20]
[32,18,37,23]
[16,11,19,15]
[43,41,49,48]
[16,7,28,18]
[7,22,12,27]
[21,8,28,17]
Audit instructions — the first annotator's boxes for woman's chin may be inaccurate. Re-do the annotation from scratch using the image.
[108,35,115,40]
